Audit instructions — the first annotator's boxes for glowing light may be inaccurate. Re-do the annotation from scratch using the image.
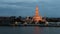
[33,5,42,22]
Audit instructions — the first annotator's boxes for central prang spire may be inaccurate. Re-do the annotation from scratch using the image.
[35,5,39,16]
[33,5,42,22]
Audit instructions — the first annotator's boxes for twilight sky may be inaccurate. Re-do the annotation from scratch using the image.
[0,0,60,17]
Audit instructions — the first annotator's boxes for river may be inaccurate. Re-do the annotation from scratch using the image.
[0,26,60,34]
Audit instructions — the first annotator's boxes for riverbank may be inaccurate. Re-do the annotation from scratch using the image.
[0,24,60,27]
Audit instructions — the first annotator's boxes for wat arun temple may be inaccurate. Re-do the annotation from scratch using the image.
[32,5,47,24]
[14,5,48,26]
[33,5,42,22]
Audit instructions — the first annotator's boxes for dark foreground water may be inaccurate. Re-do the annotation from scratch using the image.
[0,26,60,34]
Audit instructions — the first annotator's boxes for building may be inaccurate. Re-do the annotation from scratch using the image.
[33,5,46,24]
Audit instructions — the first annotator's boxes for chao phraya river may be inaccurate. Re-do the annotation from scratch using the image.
[0,26,60,34]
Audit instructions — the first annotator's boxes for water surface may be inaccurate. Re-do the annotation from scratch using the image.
[0,26,60,34]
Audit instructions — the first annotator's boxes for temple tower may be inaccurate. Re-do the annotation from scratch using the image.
[33,5,42,22]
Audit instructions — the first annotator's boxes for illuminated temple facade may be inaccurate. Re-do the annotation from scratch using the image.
[33,5,43,22]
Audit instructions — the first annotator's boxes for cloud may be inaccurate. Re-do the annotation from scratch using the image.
[0,0,60,17]
[0,0,36,16]
[0,0,37,3]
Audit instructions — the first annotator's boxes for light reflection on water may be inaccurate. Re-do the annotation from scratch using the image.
[34,26,41,34]
[0,26,60,34]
